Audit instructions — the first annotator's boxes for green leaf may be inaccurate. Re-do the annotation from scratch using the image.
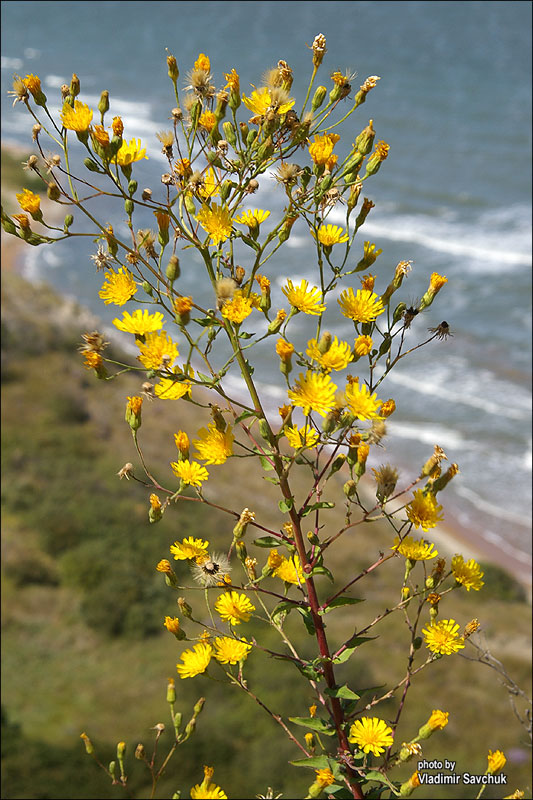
[278,497,294,513]
[301,500,335,517]
[333,636,377,665]
[320,597,364,614]
[310,565,334,582]
[324,684,360,701]
[289,755,335,770]
[262,475,279,485]
[288,717,335,735]
[252,535,282,548]
[238,331,254,339]
[294,662,322,681]
[196,372,212,383]
[192,316,219,327]
[235,409,256,423]
[258,455,274,471]
[297,607,316,635]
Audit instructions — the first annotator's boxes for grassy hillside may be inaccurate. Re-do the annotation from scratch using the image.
[2,146,531,799]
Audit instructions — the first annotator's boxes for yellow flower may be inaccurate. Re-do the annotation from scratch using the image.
[314,224,349,247]
[190,766,227,800]
[194,53,211,72]
[60,100,93,132]
[307,336,353,372]
[308,132,340,166]
[348,717,394,756]
[268,549,284,571]
[163,616,181,635]
[392,535,438,561]
[176,641,213,679]
[344,379,383,420]
[213,636,252,664]
[361,274,376,291]
[487,750,506,775]
[354,335,373,357]
[284,425,319,449]
[112,116,124,137]
[276,338,294,362]
[451,554,484,591]
[242,85,295,115]
[15,188,41,214]
[91,125,110,148]
[282,279,326,315]
[214,591,255,625]
[430,272,448,292]
[193,424,234,465]
[115,138,148,166]
[198,167,220,199]
[170,536,209,561]
[171,459,209,488]
[221,293,254,324]
[380,399,396,417]
[406,489,444,532]
[288,371,337,417]
[422,619,465,655]
[174,431,190,456]
[156,559,172,574]
[199,110,217,132]
[338,288,384,323]
[224,69,240,93]
[154,369,193,400]
[234,208,271,228]
[315,768,335,788]
[83,351,103,370]
[196,203,233,245]
[174,296,193,315]
[273,554,305,585]
[23,73,42,96]
[113,309,164,334]
[99,268,137,305]
[137,330,179,370]
[426,710,449,731]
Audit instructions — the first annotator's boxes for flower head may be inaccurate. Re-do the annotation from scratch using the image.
[344,379,383,420]
[354,335,373,357]
[406,489,444,532]
[273,553,305,585]
[177,641,213,679]
[196,203,233,245]
[487,750,506,775]
[426,710,449,731]
[314,224,349,247]
[170,536,209,561]
[282,279,326,315]
[242,85,294,116]
[214,591,255,625]
[234,208,271,228]
[451,554,484,591]
[98,268,137,306]
[113,309,164,334]
[392,536,438,561]
[308,132,340,166]
[137,331,179,370]
[220,292,254,324]
[199,110,217,132]
[348,717,394,756]
[284,425,319,449]
[171,459,209,488]
[16,188,41,215]
[288,371,337,417]
[115,138,148,166]
[307,336,353,372]
[190,766,227,800]
[193,424,234,465]
[314,769,335,789]
[338,288,384,323]
[213,636,252,664]
[154,369,193,400]
[60,100,93,132]
[191,552,232,587]
[422,619,465,655]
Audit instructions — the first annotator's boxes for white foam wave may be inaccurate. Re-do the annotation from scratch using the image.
[385,366,530,420]
[455,485,532,528]
[386,420,467,450]
[327,205,532,269]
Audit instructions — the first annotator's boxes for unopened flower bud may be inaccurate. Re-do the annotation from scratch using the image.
[167,53,179,82]
[167,678,176,704]
[125,396,142,430]
[177,597,192,618]
[69,73,80,97]
[47,182,61,201]
[80,732,94,755]
[166,254,180,283]
[98,90,109,118]
[311,85,327,111]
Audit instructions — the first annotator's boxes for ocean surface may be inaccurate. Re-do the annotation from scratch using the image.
[1,1,531,572]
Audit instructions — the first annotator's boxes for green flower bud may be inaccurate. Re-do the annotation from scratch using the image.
[63,214,74,230]
[311,85,327,111]
[166,255,180,283]
[142,281,153,296]
[83,158,102,173]
[222,121,237,147]
[128,179,138,196]
[98,90,109,118]
[124,198,134,216]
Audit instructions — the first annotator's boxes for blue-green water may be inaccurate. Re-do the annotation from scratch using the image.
[1,1,531,573]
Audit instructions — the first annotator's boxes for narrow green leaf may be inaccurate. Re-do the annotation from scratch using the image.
[321,597,364,614]
[324,684,360,701]
[301,500,335,517]
[235,409,256,423]
[289,755,334,770]
[310,565,334,582]
[258,455,274,471]
[238,331,254,339]
[288,717,335,735]
[296,607,316,635]
[252,535,282,548]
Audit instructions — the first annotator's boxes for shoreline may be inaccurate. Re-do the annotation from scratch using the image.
[2,143,530,597]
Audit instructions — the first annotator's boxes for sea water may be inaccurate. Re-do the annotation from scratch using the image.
[1,0,531,570]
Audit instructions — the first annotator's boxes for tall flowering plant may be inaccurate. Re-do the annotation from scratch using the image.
[4,37,506,799]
